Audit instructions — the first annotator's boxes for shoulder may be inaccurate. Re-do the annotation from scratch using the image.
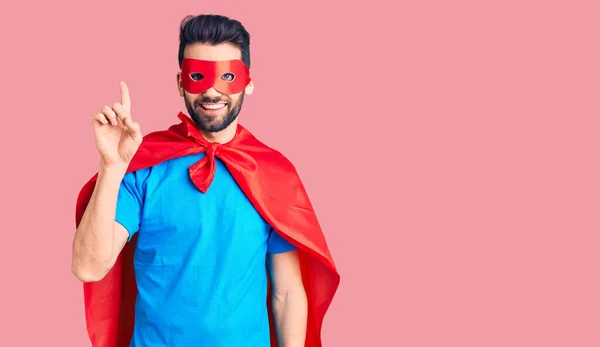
[238,124,298,173]
[239,126,315,210]
[127,152,203,180]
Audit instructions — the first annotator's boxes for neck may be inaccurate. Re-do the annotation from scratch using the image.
[199,120,238,144]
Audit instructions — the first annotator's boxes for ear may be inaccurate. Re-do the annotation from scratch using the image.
[177,71,184,97]
[244,80,254,95]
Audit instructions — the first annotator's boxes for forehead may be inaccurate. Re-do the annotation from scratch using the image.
[183,42,242,62]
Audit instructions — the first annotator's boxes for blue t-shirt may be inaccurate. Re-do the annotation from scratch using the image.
[115,152,296,347]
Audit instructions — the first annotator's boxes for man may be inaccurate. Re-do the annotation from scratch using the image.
[71,14,339,347]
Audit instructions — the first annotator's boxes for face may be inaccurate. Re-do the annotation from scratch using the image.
[177,43,254,133]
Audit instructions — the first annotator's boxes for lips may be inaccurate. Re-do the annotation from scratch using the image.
[196,102,228,116]
[200,103,227,110]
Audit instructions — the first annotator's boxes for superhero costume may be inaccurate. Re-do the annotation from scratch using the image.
[75,111,340,346]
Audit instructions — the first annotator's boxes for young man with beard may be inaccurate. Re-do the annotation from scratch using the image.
[71,14,339,347]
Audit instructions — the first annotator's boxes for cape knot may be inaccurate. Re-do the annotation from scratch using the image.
[206,142,220,157]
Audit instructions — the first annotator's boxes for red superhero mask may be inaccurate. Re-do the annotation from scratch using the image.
[181,58,251,95]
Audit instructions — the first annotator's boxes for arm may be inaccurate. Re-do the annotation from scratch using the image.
[71,165,130,282]
[72,81,141,283]
[267,249,308,347]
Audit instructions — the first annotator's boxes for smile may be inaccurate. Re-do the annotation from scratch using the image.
[200,103,227,110]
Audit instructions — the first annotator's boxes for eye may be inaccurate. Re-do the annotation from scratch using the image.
[221,73,236,82]
[190,73,204,81]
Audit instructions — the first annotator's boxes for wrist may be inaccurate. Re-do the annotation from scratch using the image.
[98,162,128,179]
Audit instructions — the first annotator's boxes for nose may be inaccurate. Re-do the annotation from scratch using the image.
[202,87,222,99]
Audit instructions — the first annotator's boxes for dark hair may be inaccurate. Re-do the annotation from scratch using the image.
[178,14,251,68]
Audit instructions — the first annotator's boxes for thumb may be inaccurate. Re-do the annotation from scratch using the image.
[127,120,142,143]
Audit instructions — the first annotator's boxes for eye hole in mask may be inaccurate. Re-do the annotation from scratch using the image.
[221,73,235,82]
[190,73,204,81]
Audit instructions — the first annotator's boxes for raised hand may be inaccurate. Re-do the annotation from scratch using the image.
[92,81,142,169]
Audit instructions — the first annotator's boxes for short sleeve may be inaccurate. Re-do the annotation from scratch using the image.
[115,169,148,242]
[267,228,297,254]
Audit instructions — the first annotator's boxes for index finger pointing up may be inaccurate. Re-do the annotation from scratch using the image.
[120,81,131,107]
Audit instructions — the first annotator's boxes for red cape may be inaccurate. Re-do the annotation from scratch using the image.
[75,112,340,347]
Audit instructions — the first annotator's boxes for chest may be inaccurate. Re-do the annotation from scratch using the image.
[134,156,271,264]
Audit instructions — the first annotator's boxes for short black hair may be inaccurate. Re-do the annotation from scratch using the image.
[178,14,251,68]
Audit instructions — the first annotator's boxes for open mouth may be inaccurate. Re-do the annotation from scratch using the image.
[199,103,227,110]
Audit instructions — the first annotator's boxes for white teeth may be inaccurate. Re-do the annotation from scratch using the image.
[202,103,226,110]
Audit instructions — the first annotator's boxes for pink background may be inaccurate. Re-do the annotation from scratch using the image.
[1,0,599,346]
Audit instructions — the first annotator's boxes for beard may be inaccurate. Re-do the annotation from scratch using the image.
[184,91,245,133]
